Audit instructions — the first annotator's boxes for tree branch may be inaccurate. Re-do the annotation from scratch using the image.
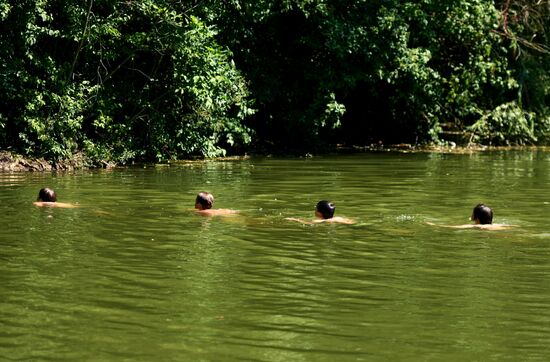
[68,0,94,83]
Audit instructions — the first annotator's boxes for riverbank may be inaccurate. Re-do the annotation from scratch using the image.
[0,151,53,172]
[2,145,549,171]
[0,151,114,172]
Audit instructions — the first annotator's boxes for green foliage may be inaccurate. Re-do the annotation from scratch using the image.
[0,0,549,165]
[0,0,253,164]
[467,101,538,145]
[495,0,550,141]
[171,16,254,157]
[204,0,533,148]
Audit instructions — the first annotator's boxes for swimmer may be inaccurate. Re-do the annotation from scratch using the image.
[286,200,355,225]
[427,203,516,230]
[194,191,238,216]
[33,187,78,208]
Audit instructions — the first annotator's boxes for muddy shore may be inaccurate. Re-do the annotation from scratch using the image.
[0,151,96,172]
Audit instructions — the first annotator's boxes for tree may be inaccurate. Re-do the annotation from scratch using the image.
[0,0,253,164]
[203,0,524,148]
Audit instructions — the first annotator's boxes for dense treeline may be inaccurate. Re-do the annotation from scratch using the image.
[0,0,548,165]
[0,0,254,164]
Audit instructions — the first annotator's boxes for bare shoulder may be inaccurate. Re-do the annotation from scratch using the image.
[454,223,517,230]
[331,217,356,225]
[196,209,239,217]
[33,201,78,208]
[317,217,356,225]
[448,224,478,229]
[285,217,313,225]
[426,221,517,230]
[475,224,517,231]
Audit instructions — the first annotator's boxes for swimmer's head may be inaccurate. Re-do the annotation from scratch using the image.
[37,187,57,202]
[195,192,214,210]
[315,200,335,219]
[471,203,493,224]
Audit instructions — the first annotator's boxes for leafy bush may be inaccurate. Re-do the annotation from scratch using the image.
[1,0,549,165]
[204,0,519,147]
[467,101,537,145]
[0,1,253,164]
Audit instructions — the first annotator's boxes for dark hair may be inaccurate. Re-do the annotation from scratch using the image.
[195,192,214,209]
[37,187,57,202]
[471,203,493,224]
[316,200,335,219]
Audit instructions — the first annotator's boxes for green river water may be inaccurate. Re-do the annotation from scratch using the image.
[1,151,549,361]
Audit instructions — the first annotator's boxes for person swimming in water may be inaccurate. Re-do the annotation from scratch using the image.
[471,203,493,225]
[194,191,238,216]
[286,200,355,225]
[427,203,515,230]
[33,187,77,208]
